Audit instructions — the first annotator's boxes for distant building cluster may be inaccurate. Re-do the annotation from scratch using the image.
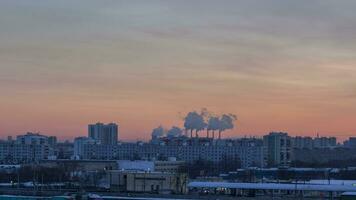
[36,159,188,194]
[263,132,338,167]
[75,137,265,168]
[0,122,355,169]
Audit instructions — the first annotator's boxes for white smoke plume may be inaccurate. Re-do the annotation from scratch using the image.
[167,126,183,138]
[219,114,237,132]
[207,116,220,131]
[183,110,207,137]
[151,126,165,139]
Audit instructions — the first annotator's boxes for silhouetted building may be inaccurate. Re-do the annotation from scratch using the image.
[88,122,118,145]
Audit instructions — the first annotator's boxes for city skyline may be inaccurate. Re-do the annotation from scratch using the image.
[0,122,348,143]
[1,0,356,141]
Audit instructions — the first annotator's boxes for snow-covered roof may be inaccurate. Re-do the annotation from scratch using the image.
[117,160,154,171]
[188,181,356,192]
[295,180,356,186]
[342,192,356,196]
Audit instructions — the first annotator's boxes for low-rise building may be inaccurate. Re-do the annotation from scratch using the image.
[154,159,185,173]
[293,148,356,164]
[117,160,154,171]
[116,160,185,174]
[39,159,118,172]
[55,142,74,159]
[107,170,188,194]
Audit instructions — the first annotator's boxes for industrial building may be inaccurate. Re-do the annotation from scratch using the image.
[106,170,188,194]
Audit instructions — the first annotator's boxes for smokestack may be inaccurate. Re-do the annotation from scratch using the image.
[207,116,220,139]
[182,109,237,140]
[183,110,207,139]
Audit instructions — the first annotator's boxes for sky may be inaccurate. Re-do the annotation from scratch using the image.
[0,0,356,141]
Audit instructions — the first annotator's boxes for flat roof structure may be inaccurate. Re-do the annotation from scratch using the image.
[188,181,356,192]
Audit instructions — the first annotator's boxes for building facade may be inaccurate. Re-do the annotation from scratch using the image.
[263,132,292,167]
[107,170,188,194]
[16,132,50,145]
[292,136,337,149]
[75,137,265,168]
[0,132,56,164]
[73,137,98,159]
[312,136,337,149]
[0,141,54,164]
[293,136,314,149]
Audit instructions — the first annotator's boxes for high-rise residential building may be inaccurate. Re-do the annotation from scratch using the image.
[263,132,292,167]
[88,122,118,145]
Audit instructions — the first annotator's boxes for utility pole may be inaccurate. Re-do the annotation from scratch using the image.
[41,174,44,192]
[17,168,20,189]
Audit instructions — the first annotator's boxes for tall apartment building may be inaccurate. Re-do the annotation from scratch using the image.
[88,122,118,145]
[263,132,292,167]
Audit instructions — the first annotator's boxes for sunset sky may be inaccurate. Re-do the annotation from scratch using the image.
[1,0,355,141]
